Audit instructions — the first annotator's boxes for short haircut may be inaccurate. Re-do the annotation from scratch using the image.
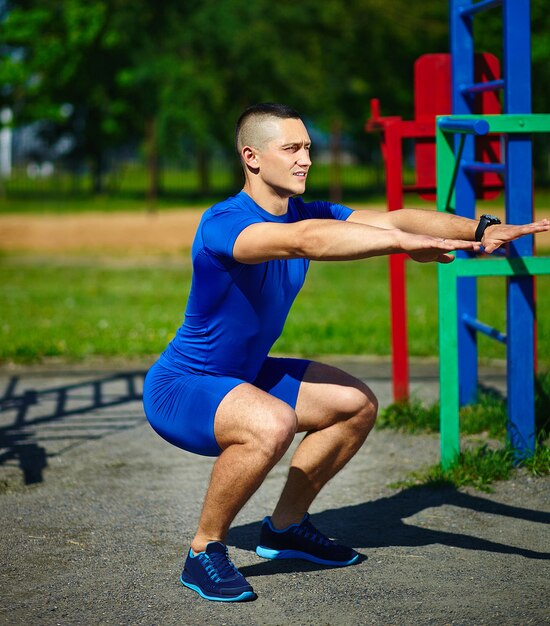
[234,103,302,156]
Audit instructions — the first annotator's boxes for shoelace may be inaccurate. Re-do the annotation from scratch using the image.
[198,548,240,582]
[294,520,332,546]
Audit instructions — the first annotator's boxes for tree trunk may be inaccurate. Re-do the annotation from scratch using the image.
[91,150,103,195]
[233,159,244,189]
[329,117,343,203]
[145,116,161,210]
[197,146,210,196]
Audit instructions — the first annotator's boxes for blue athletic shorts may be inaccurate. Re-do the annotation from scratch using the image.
[142,357,311,457]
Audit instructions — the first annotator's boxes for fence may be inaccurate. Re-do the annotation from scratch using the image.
[0,119,391,203]
[1,120,548,205]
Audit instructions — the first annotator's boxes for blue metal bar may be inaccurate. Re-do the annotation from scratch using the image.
[460,79,505,94]
[438,117,490,135]
[503,1,535,461]
[461,314,506,344]
[450,0,478,407]
[460,0,502,17]
[462,160,505,174]
[503,1,531,114]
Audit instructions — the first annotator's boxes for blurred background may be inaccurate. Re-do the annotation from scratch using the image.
[1,0,549,208]
[1,0,549,366]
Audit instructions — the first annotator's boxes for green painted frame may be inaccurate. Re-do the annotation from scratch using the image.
[436,114,550,468]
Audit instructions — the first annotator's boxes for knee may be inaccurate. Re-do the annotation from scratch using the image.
[345,385,378,435]
[254,405,297,460]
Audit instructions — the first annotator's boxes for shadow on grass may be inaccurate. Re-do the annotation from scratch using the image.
[0,371,146,485]
[231,486,550,577]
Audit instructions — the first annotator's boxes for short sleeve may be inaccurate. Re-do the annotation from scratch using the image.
[291,197,353,222]
[201,209,261,259]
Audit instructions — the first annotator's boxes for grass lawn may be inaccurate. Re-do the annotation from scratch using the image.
[1,253,549,365]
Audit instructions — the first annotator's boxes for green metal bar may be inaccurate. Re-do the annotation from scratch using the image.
[453,256,550,277]
[438,114,550,134]
[437,252,550,469]
[438,262,461,469]
[436,118,461,468]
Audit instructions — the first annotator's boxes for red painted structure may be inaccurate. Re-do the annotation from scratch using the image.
[365,53,502,402]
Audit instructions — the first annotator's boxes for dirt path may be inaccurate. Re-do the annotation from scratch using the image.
[0,210,204,254]
[2,206,548,255]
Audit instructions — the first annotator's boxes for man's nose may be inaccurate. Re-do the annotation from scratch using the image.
[297,149,311,166]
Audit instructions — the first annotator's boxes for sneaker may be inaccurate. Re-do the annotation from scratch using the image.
[256,513,360,567]
[180,541,256,602]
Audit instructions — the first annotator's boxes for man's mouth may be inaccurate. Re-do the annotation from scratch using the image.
[293,171,307,178]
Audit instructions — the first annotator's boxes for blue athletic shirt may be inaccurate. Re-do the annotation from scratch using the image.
[158,191,353,382]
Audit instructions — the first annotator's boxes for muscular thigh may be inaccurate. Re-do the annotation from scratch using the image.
[214,383,297,450]
[295,361,377,432]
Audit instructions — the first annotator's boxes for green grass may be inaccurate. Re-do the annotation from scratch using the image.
[380,371,550,438]
[391,445,516,493]
[276,258,550,362]
[391,443,549,493]
[0,258,192,361]
[0,194,211,214]
[1,254,550,363]
[383,372,550,492]
[379,389,508,437]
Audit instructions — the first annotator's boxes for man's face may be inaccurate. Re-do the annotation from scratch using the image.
[254,118,312,198]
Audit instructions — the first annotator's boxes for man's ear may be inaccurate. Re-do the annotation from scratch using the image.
[242,146,259,170]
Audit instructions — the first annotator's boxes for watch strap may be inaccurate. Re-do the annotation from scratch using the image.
[475,214,501,242]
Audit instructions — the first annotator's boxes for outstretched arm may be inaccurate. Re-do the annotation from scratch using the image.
[232,218,482,264]
[347,207,549,253]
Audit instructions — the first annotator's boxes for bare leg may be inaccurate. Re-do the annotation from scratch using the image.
[190,383,297,553]
[270,362,378,529]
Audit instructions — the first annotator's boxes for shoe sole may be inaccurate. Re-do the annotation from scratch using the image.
[255,546,360,567]
[180,575,256,602]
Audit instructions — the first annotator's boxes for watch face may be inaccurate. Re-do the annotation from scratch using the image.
[476,214,501,241]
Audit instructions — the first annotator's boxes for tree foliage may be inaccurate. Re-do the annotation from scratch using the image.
[1,0,548,195]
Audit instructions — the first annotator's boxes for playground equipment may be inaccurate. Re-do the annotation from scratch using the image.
[438,0,550,467]
[367,0,549,466]
[366,52,502,402]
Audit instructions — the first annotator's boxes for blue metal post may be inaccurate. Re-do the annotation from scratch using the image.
[503,0,535,458]
[450,0,478,405]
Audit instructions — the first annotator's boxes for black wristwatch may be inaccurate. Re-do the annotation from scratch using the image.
[475,214,501,241]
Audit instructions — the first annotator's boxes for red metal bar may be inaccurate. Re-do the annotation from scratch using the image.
[382,121,410,401]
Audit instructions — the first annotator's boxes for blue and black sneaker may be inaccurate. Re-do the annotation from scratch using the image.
[180,541,256,602]
[256,513,360,567]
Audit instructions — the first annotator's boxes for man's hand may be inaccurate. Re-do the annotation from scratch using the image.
[400,232,482,264]
[482,219,550,253]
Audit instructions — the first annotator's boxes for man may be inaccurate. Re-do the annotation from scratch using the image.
[143,103,548,602]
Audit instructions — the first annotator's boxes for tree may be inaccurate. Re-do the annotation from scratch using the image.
[1,0,150,193]
[8,0,545,202]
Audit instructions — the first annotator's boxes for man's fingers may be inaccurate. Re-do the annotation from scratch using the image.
[483,219,550,250]
[440,238,482,252]
[516,221,548,235]
[531,218,550,232]
[483,242,498,254]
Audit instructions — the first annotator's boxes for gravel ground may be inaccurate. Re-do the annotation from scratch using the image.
[0,358,549,626]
